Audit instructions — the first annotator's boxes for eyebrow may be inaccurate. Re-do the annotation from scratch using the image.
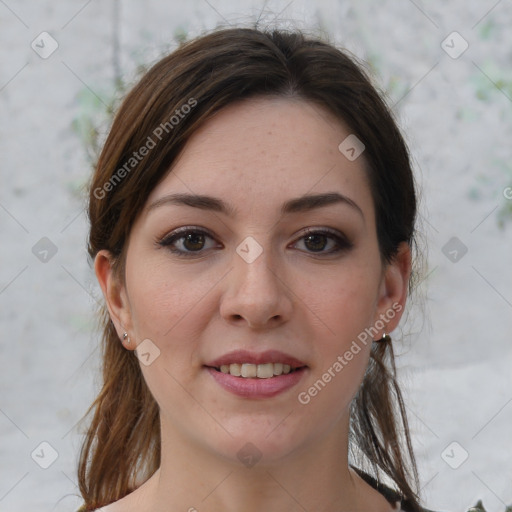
[146,192,364,219]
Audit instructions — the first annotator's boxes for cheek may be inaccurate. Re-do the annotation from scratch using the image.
[292,271,377,426]
[300,263,381,343]
[125,255,216,342]
[293,260,380,404]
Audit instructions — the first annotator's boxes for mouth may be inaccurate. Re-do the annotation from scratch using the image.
[204,349,308,379]
[207,362,306,379]
[204,349,308,398]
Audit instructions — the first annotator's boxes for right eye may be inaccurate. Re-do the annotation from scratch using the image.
[158,227,220,256]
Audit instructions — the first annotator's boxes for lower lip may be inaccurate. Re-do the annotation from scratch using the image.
[205,366,307,398]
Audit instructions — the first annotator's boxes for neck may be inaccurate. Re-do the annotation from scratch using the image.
[143,415,365,512]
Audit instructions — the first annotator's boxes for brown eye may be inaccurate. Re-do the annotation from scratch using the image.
[293,229,353,255]
[304,233,329,252]
[182,232,206,251]
[158,228,219,256]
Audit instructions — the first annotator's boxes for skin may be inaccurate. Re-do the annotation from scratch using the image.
[95,97,411,512]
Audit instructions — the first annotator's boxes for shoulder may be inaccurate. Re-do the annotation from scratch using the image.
[76,506,112,512]
[400,500,494,512]
[351,466,503,512]
[76,495,137,511]
[400,495,500,512]
[76,494,508,512]
[414,498,510,512]
[75,500,504,512]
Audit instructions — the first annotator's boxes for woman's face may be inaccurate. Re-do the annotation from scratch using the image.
[97,97,410,465]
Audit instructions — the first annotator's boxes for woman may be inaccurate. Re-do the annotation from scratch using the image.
[76,27,482,512]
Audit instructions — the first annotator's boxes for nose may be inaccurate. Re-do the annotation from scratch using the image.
[219,242,293,329]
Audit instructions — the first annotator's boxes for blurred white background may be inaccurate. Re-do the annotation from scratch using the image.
[0,1,511,511]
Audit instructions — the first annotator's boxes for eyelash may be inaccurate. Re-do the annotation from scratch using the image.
[157,226,353,258]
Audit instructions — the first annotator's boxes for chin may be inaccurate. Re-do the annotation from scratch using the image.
[200,416,309,467]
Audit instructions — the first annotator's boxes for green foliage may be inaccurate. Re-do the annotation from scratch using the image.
[71,25,191,171]
[478,19,495,40]
[71,86,119,167]
[470,59,512,227]
[472,61,512,103]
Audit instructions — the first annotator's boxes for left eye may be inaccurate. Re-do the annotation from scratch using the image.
[293,230,351,254]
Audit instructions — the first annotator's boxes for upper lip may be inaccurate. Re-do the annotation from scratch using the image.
[205,349,307,369]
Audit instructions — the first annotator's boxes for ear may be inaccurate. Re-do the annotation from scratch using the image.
[94,249,135,350]
[373,242,411,336]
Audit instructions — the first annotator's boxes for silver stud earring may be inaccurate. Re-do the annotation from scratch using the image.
[375,333,391,343]
[122,332,130,345]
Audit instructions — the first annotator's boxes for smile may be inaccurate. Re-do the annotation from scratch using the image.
[204,349,308,397]
[212,362,303,379]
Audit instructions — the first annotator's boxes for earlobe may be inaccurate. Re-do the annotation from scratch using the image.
[375,242,411,334]
[94,250,133,345]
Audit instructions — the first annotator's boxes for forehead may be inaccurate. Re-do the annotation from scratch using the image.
[146,97,373,218]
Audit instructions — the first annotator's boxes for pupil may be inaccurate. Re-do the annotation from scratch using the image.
[305,234,326,252]
[184,233,205,251]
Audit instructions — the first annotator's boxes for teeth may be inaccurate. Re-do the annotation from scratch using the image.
[228,363,241,376]
[273,363,283,375]
[257,363,273,378]
[241,363,257,378]
[217,362,298,378]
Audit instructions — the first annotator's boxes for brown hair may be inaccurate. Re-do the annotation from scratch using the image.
[79,27,421,510]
